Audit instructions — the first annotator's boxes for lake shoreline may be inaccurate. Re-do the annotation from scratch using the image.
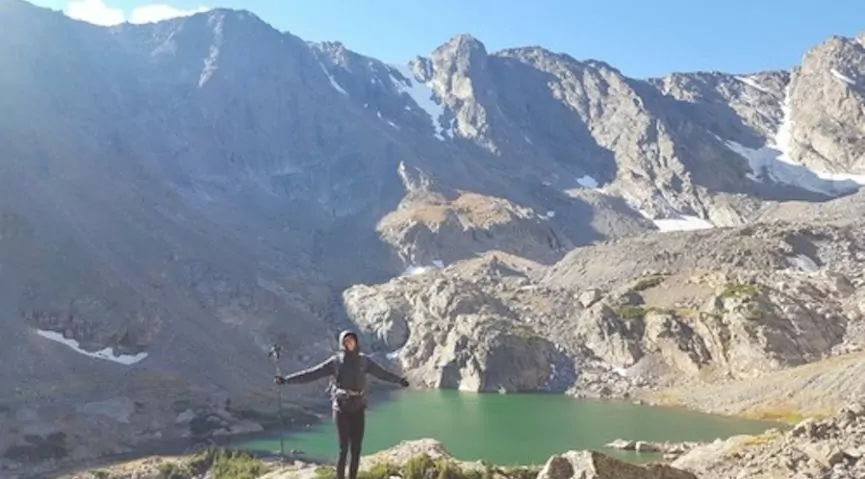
[233,389,783,467]
[29,388,783,478]
[25,390,397,479]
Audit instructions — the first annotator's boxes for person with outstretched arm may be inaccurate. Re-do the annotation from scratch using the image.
[275,330,409,479]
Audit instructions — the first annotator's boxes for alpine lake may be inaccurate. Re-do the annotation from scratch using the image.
[236,389,781,466]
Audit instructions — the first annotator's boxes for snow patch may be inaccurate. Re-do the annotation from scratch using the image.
[319,62,348,95]
[387,121,400,129]
[402,265,432,276]
[719,83,865,196]
[35,329,148,365]
[546,210,556,219]
[734,76,772,94]
[788,254,819,272]
[547,363,557,382]
[523,134,534,145]
[401,260,444,277]
[722,139,865,195]
[576,175,600,189]
[199,44,220,87]
[389,64,448,140]
[386,348,402,360]
[830,69,855,85]
[652,214,715,232]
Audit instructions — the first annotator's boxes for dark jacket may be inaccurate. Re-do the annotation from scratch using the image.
[282,330,404,411]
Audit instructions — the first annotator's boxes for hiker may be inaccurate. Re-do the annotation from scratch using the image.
[275,330,409,479]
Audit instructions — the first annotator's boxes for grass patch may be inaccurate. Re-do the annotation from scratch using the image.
[631,276,665,292]
[157,461,193,479]
[741,403,809,425]
[498,465,542,479]
[313,454,540,479]
[740,431,782,447]
[615,306,647,320]
[509,324,543,341]
[724,430,784,458]
[614,306,679,321]
[720,283,759,300]
[150,448,269,479]
[189,448,268,479]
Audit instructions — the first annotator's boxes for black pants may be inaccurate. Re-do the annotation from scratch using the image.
[334,408,365,479]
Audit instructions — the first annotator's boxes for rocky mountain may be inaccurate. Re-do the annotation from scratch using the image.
[346,219,865,395]
[2,0,865,474]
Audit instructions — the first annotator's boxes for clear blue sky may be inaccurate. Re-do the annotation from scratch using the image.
[29,0,865,78]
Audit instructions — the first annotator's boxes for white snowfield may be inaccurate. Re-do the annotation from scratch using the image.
[652,214,715,232]
[788,254,819,272]
[401,259,445,277]
[319,61,348,96]
[721,84,865,196]
[830,68,856,85]
[576,175,600,189]
[35,329,148,365]
[389,64,450,141]
[735,75,773,94]
[635,206,715,233]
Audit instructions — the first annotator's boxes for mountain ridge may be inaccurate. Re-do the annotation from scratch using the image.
[2,1,865,475]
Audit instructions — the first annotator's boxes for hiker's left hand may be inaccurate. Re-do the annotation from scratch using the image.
[274,375,287,385]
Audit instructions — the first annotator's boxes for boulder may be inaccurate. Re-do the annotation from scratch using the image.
[538,450,697,479]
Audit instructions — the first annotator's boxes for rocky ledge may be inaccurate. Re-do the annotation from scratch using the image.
[673,401,865,478]
[605,439,703,460]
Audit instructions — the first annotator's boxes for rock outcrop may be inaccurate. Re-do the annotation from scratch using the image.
[345,273,559,392]
[673,401,865,479]
[345,221,865,400]
[538,450,696,479]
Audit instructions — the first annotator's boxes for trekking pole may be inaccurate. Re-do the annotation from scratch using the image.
[268,343,285,460]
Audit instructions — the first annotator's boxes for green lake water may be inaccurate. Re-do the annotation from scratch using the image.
[238,390,780,466]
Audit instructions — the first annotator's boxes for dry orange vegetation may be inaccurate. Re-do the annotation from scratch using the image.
[379,192,531,230]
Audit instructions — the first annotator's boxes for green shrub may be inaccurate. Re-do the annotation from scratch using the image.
[615,305,646,320]
[185,448,267,479]
[157,462,193,479]
[499,465,543,479]
[311,453,539,479]
[631,276,664,292]
[313,466,338,479]
[720,283,759,299]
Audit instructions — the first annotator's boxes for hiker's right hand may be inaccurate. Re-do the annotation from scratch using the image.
[274,375,287,385]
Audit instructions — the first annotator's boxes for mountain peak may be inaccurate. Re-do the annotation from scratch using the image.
[437,33,488,57]
[0,0,56,19]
